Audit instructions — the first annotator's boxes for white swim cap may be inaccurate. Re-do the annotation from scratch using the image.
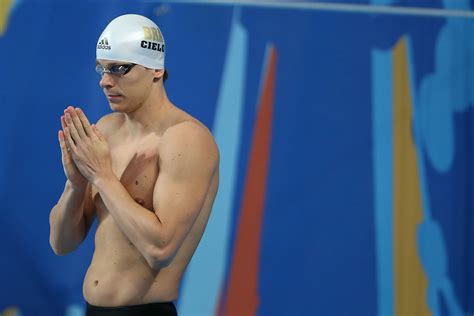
[96,14,165,69]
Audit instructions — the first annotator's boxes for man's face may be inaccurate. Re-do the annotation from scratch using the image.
[96,59,156,113]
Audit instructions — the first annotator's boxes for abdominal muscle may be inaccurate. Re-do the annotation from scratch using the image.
[82,171,218,308]
[83,213,181,307]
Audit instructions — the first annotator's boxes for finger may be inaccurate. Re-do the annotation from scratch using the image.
[63,126,77,152]
[75,108,94,138]
[92,124,105,141]
[60,116,73,154]
[65,113,82,144]
[61,115,68,132]
[59,130,74,161]
[63,106,73,117]
[58,130,68,155]
[69,108,87,139]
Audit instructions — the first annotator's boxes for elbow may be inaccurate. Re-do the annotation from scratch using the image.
[145,245,174,269]
[49,235,72,256]
[50,242,68,256]
[49,212,63,256]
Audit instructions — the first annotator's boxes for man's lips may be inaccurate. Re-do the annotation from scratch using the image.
[106,93,123,100]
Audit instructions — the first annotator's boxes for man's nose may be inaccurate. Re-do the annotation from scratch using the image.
[99,73,115,88]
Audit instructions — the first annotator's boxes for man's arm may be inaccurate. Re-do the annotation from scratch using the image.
[93,121,219,269]
[49,109,96,255]
[49,181,95,255]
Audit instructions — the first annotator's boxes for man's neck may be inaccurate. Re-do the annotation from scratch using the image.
[123,87,171,139]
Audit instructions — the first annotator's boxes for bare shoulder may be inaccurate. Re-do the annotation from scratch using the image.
[160,119,219,173]
[94,112,124,137]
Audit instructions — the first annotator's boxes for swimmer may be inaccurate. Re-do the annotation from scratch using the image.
[49,14,219,316]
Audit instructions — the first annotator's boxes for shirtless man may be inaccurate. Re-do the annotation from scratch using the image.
[49,14,219,316]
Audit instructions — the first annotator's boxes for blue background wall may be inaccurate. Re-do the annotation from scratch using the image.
[0,0,473,315]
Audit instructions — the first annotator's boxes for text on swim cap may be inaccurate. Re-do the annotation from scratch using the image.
[141,26,165,53]
[142,26,163,42]
[141,41,164,52]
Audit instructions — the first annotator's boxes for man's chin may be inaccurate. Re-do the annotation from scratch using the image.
[108,101,126,112]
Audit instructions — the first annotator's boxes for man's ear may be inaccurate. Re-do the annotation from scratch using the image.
[153,69,164,81]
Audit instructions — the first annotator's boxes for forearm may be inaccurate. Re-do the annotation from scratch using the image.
[93,175,165,267]
[49,181,88,255]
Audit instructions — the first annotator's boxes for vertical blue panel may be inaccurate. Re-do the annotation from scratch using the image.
[372,49,394,316]
[178,9,248,316]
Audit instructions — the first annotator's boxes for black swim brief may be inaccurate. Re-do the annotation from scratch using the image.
[86,301,177,316]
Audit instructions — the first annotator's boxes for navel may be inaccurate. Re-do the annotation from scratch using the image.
[134,197,145,206]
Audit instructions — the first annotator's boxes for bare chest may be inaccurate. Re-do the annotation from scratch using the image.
[91,140,160,216]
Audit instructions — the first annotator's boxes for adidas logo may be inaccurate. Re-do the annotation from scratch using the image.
[97,37,111,50]
[98,38,109,45]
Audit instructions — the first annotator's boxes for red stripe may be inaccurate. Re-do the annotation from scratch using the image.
[220,45,277,316]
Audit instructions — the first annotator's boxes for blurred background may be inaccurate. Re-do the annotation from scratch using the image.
[0,0,473,315]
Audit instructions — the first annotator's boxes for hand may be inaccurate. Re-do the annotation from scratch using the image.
[58,113,87,188]
[62,106,114,184]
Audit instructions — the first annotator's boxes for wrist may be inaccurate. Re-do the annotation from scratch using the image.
[92,172,118,188]
[66,180,87,193]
